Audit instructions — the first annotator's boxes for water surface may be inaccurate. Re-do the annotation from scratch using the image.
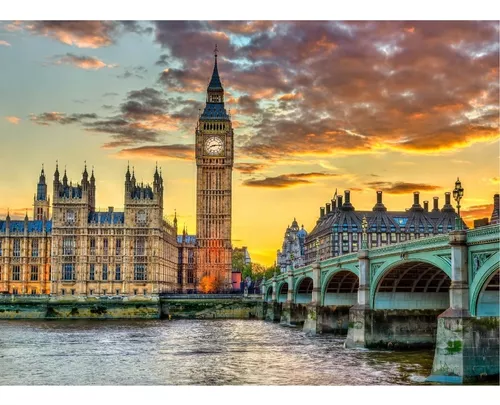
[0,319,434,385]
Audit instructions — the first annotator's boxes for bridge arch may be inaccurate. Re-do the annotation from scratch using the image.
[321,269,359,306]
[294,276,313,304]
[277,281,289,303]
[371,260,451,309]
[470,253,499,316]
[265,285,273,302]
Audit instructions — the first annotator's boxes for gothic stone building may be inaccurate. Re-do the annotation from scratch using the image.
[276,218,307,272]
[304,189,466,264]
[0,164,191,296]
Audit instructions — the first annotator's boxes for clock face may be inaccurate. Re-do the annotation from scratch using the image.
[204,136,224,156]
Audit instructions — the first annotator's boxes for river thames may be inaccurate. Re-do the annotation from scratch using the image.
[0,319,437,385]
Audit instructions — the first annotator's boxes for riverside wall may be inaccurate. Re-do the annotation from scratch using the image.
[0,294,265,320]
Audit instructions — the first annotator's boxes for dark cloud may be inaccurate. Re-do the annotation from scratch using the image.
[234,162,268,174]
[243,172,339,188]
[116,144,195,160]
[103,92,119,97]
[365,181,442,194]
[117,65,148,79]
[30,112,98,126]
[155,54,170,66]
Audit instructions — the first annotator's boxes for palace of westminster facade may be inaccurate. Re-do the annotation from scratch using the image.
[0,48,233,296]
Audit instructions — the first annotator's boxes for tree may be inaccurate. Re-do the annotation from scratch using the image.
[198,274,224,293]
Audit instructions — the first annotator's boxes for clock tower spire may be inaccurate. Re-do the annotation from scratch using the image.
[195,46,233,292]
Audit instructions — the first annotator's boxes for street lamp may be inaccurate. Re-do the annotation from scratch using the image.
[453,177,464,230]
[361,215,368,249]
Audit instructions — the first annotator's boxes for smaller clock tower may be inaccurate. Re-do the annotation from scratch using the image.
[195,46,234,292]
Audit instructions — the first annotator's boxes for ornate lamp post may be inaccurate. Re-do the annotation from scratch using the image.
[453,177,464,230]
[361,215,368,249]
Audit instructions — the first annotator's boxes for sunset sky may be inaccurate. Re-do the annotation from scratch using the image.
[0,20,499,265]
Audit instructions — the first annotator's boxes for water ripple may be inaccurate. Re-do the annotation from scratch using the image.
[0,319,434,385]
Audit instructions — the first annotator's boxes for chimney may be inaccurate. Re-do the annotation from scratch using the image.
[373,190,387,211]
[326,203,331,214]
[433,197,439,212]
[442,192,454,212]
[337,195,343,208]
[424,201,429,212]
[331,198,337,210]
[411,191,423,211]
[345,190,351,204]
[342,190,354,211]
[320,207,325,218]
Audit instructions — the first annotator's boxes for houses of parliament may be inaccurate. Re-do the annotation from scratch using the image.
[0,49,234,296]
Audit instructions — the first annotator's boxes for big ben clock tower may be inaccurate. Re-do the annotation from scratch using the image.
[195,46,233,292]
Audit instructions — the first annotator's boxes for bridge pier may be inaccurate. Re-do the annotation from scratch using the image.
[345,249,370,347]
[302,262,322,334]
[264,301,282,322]
[281,302,307,326]
[428,230,499,383]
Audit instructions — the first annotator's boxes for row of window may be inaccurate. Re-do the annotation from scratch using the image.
[62,237,144,256]
[61,263,147,281]
[0,239,43,257]
[60,288,148,296]
[0,265,40,281]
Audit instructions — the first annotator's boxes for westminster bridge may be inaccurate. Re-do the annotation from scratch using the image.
[261,224,500,383]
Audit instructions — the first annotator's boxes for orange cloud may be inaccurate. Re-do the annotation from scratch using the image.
[243,172,339,189]
[116,144,195,161]
[365,181,442,194]
[0,40,11,47]
[5,116,20,124]
[461,203,494,228]
[54,53,116,70]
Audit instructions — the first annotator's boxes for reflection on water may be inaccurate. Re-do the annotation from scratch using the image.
[0,319,434,385]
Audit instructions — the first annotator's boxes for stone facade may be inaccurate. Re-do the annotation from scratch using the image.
[0,164,194,296]
[195,48,233,292]
[305,189,465,264]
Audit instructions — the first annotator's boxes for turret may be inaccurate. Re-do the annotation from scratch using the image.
[34,165,50,220]
[490,194,499,225]
[81,162,89,193]
[125,162,131,193]
[89,167,96,212]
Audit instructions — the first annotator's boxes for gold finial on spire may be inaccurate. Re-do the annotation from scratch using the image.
[214,44,218,58]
